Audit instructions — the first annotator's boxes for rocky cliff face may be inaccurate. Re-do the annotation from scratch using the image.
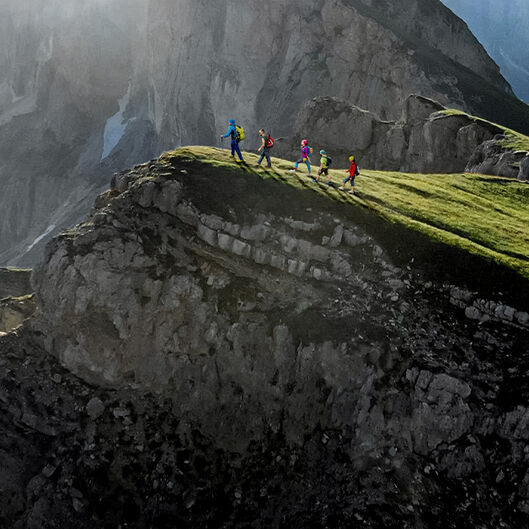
[467,139,529,181]
[0,0,147,266]
[275,94,503,172]
[276,94,529,178]
[1,0,528,266]
[441,0,529,102]
[0,150,523,527]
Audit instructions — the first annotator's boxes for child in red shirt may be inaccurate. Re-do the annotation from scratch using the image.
[339,156,358,194]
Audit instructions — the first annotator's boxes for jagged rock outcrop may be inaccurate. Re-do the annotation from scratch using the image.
[275,95,504,172]
[2,0,529,265]
[466,138,529,179]
[0,151,520,527]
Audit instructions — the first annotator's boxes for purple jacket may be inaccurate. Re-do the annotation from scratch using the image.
[301,146,310,159]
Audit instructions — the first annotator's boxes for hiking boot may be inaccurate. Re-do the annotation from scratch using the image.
[348,190,355,195]
[229,154,234,158]
[289,169,297,172]
[312,178,317,183]
[327,181,333,186]
[339,186,345,191]
[236,159,243,163]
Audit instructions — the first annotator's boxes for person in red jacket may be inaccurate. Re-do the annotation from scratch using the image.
[339,155,358,194]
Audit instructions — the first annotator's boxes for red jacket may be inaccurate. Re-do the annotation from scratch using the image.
[347,161,357,177]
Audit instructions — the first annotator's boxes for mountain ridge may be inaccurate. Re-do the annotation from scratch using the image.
[1,0,528,266]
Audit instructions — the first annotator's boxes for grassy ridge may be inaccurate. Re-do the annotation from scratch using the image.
[161,147,529,279]
[440,108,529,152]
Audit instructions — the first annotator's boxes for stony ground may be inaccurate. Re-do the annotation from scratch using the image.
[1,152,529,528]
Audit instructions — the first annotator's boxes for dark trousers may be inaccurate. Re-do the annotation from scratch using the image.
[257,147,271,167]
[231,139,243,160]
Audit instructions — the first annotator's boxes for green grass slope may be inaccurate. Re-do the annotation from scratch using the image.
[161,147,529,280]
[440,108,529,152]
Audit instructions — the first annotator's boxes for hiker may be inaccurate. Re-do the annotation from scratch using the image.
[220,119,244,163]
[315,150,333,186]
[290,139,312,175]
[256,129,273,168]
[339,155,358,194]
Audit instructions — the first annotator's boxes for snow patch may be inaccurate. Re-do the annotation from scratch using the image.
[26,225,56,252]
[102,85,131,160]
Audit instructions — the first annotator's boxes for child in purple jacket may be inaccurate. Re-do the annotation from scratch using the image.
[290,139,312,174]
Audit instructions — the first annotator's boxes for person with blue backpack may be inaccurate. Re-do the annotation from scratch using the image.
[339,155,359,194]
[289,139,312,175]
[220,119,244,163]
[315,150,333,186]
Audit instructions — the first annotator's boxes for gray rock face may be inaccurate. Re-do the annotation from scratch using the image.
[441,0,529,102]
[32,154,529,455]
[1,0,528,266]
[1,154,529,526]
[519,155,529,181]
[0,0,147,266]
[275,94,502,172]
[466,138,529,179]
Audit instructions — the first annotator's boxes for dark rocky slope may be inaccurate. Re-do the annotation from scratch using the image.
[1,153,528,527]
[2,0,529,265]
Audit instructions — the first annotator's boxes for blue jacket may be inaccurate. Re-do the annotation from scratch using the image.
[222,125,237,140]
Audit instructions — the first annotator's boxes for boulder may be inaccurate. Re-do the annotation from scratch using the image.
[519,155,529,181]
[466,138,528,178]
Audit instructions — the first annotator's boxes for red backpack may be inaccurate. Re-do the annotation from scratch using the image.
[266,135,275,148]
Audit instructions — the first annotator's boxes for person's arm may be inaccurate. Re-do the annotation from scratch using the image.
[221,125,235,139]
[259,136,265,152]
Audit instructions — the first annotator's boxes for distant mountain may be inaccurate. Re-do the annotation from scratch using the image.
[442,0,529,102]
